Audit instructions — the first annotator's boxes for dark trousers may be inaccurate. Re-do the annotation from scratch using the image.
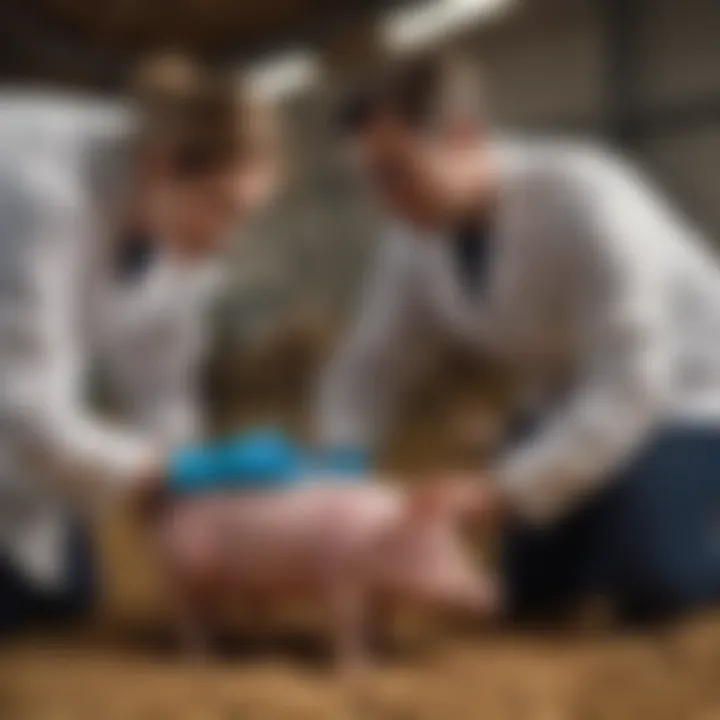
[0,521,97,638]
[503,426,720,624]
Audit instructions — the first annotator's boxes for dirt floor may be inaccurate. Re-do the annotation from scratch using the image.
[2,498,720,720]
[2,613,720,720]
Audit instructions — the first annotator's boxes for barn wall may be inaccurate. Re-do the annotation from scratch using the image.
[215,0,720,341]
[633,0,720,237]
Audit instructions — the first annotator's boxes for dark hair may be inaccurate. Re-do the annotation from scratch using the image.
[336,50,485,138]
[132,54,268,177]
[335,53,445,135]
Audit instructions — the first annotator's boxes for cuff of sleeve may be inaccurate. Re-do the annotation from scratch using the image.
[105,440,159,489]
[61,418,159,490]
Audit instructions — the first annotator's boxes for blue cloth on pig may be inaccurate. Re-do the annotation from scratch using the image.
[169,428,300,494]
[301,446,370,478]
[169,428,369,494]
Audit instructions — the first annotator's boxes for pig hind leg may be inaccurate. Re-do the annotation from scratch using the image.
[365,595,397,657]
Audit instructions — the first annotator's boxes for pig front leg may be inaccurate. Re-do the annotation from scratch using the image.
[326,579,371,674]
[366,596,395,656]
[165,578,216,663]
[175,606,213,662]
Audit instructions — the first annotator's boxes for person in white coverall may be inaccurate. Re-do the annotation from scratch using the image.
[0,59,282,635]
[317,53,720,623]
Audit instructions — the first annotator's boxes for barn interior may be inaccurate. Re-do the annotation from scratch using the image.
[0,1,719,718]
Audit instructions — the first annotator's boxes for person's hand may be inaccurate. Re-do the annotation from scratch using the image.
[130,452,170,517]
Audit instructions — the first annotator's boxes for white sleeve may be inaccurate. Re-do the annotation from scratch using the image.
[316,228,428,449]
[122,264,223,448]
[128,307,208,448]
[497,153,674,523]
[0,160,157,493]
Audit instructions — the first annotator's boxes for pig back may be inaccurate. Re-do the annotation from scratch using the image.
[156,481,404,594]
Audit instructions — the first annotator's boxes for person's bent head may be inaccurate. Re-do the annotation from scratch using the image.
[132,55,281,259]
[336,52,493,230]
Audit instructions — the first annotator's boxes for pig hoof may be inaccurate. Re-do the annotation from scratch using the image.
[182,644,213,666]
[337,654,374,684]
[483,580,505,617]
[177,628,213,664]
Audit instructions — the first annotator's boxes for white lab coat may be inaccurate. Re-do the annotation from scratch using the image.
[318,139,720,524]
[0,94,218,586]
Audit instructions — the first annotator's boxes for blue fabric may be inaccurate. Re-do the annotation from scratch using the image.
[302,446,370,477]
[502,425,720,624]
[169,428,370,495]
[0,520,96,637]
[169,428,302,494]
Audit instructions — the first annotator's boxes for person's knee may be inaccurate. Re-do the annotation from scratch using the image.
[618,544,713,621]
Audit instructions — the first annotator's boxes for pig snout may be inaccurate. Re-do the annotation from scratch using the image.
[375,525,497,615]
[423,538,499,616]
